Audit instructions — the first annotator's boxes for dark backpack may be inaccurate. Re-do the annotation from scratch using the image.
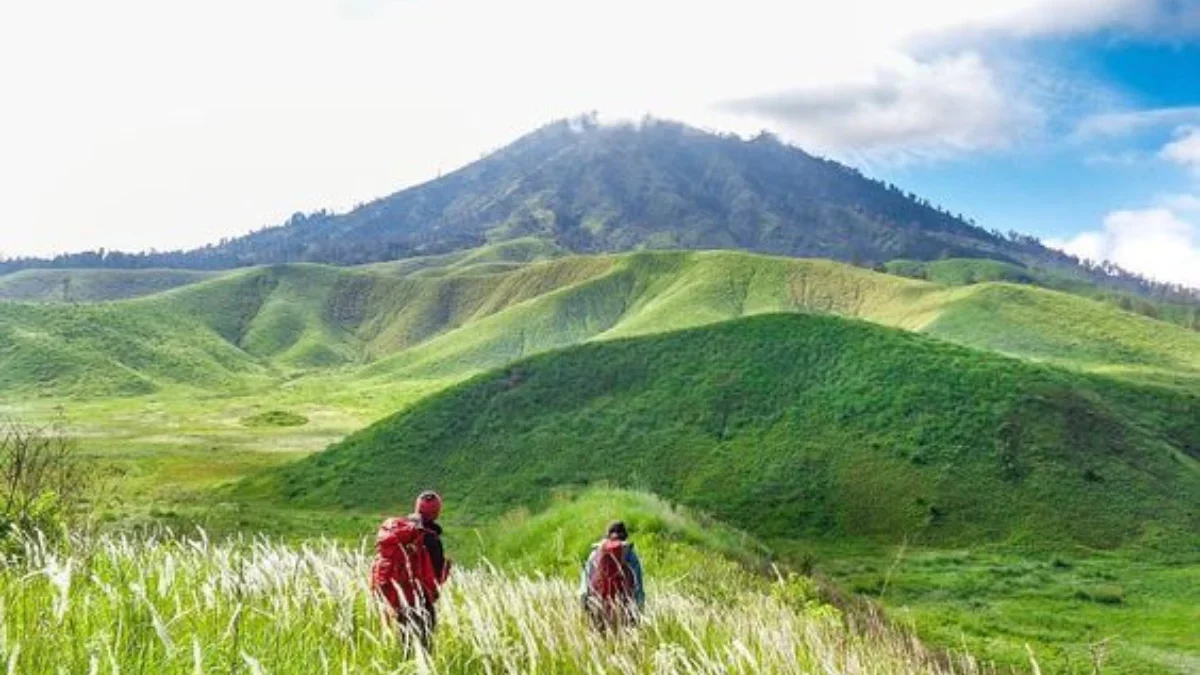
[588,539,635,600]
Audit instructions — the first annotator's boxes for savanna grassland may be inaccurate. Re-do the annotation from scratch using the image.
[2,246,1198,673]
[3,489,1000,675]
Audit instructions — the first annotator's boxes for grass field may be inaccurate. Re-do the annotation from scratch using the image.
[777,540,1199,675]
[1,489,993,675]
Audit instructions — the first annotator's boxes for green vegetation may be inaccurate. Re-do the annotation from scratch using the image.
[252,313,1200,550]
[887,258,1200,333]
[362,237,567,278]
[0,268,215,302]
[241,410,308,427]
[886,259,1036,286]
[465,487,773,582]
[5,250,1197,400]
[0,299,270,397]
[806,544,1200,674]
[0,498,983,675]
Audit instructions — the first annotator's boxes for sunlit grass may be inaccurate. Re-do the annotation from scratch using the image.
[2,532,992,674]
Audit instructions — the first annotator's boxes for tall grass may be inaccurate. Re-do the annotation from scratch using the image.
[1,532,994,674]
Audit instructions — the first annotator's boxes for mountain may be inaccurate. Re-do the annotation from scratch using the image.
[219,118,1012,264]
[244,313,1200,549]
[4,249,1198,398]
[4,117,1193,307]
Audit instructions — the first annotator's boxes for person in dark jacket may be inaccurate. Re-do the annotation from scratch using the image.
[408,490,450,651]
[370,491,451,654]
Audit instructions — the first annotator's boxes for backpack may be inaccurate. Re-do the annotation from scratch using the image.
[371,516,435,609]
[588,539,635,601]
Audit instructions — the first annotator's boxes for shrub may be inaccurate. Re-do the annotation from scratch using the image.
[241,410,309,427]
[1073,585,1124,605]
[0,417,95,558]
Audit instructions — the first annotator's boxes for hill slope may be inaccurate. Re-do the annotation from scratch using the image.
[0,268,216,302]
[360,251,1200,392]
[3,250,1198,398]
[253,313,1200,549]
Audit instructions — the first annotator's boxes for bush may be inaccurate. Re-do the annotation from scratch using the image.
[241,410,309,427]
[1073,585,1124,605]
[0,417,95,558]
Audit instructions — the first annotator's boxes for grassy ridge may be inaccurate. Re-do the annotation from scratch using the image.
[925,284,1200,389]
[887,257,1200,332]
[253,313,1200,549]
[0,300,270,396]
[357,251,1200,393]
[466,487,773,580]
[0,268,216,302]
[3,249,1198,399]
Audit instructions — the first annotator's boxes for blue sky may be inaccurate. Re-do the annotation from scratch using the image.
[871,34,1200,285]
[883,39,1200,237]
[1,0,1198,286]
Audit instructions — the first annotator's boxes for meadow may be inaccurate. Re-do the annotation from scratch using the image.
[1,492,994,675]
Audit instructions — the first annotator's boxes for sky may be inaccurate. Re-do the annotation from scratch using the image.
[1,0,1199,287]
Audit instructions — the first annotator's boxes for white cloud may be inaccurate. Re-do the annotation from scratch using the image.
[1157,193,1200,213]
[1074,106,1200,140]
[1160,127,1200,171]
[719,53,1041,162]
[1052,208,1200,288]
[905,0,1170,41]
[1083,150,1148,167]
[0,0,1192,257]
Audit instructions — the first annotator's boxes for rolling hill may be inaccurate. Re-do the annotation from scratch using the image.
[2,249,1198,398]
[0,268,217,302]
[247,313,1200,549]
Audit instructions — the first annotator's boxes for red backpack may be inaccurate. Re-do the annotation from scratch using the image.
[371,516,437,609]
[588,539,635,601]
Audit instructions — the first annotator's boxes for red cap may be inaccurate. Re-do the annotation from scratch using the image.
[415,491,443,521]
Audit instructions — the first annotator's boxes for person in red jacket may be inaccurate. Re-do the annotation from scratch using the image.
[371,491,451,652]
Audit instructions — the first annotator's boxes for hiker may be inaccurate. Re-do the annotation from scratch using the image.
[370,490,451,653]
[580,520,644,631]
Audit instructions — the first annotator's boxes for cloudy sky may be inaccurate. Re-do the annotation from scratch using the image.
[1,0,1199,287]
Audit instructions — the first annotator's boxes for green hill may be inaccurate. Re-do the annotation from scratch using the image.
[0,298,270,396]
[0,268,215,302]
[3,250,1199,399]
[885,258,1036,286]
[466,486,773,580]
[886,258,1200,332]
[359,251,1200,393]
[251,313,1200,549]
